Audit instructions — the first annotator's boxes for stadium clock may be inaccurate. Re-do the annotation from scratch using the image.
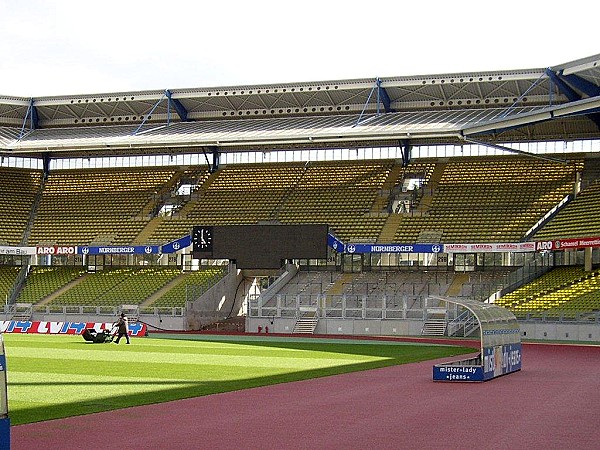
[192,226,214,252]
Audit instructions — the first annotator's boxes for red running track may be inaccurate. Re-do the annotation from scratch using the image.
[11,343,600,450]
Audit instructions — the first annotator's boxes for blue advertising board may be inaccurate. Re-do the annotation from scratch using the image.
[433,365,484,382]
[344,243,443,254]
[77,245,160,255]
[483,342,522,380]
[327,233,345,253]
[433,343,522,382]
[161,235,191,253]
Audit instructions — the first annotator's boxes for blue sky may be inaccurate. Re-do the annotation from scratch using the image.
[1,0,598,97]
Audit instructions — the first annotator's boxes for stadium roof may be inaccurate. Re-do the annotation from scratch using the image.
[1,54,599,157]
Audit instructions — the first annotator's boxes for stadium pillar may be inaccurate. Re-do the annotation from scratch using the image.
[201,146,218,173]
[211,147,221,173]
[584,247,593,272]
[42,153,50,181]
[400,140,411,167]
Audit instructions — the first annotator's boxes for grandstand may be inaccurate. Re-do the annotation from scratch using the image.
[495,266,600,317]
[16,266,86,304]
[533,178,600,240]
[28,167,182,245]
[145,266,226,310]
[0,168,43,245]
[1,53,600,341]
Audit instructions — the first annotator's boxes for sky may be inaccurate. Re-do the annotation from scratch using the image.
[1,0,599,98]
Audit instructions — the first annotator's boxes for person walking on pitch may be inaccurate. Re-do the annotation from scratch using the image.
[114,312,130,344]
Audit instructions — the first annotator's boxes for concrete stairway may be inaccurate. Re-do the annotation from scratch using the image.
[133,216,163,244]
[446,273,470,297]
[293,312,319,334]
[377,214,404,243]
[421,320,447,336]
[415,162,446,213]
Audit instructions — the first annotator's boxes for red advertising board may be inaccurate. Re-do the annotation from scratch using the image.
[534,237,600,251]
[0,321,146,336]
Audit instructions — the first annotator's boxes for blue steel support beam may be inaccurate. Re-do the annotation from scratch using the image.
[560,73,600,98]
[19,98,40,138]
[165,89,189,121]
[545,69,580,101]
[588,113,600,130]
[376,78,394,113]
[400,139,411,167]
[202,146,219,173]
[211,146,220,172]
[546,69,600,130]
[30,99,39,130]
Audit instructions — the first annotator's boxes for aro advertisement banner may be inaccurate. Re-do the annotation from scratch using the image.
[535,237,600,251]
[36,246,78,255]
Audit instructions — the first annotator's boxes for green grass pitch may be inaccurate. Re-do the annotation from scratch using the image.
[3,333,474,425]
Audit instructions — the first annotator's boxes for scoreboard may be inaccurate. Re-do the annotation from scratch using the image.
[192,224,328,269]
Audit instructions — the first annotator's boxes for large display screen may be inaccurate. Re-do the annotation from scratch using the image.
[193,224,328,269]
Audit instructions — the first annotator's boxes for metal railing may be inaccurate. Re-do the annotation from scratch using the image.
[249,294,428,320]
[4,304,186,317]
[249,295,600,325]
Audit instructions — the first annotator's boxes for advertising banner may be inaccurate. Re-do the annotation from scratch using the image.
[535,237,600,251]
[0,321,147,337]
[434,342,521,382]
[161,235,191,253]
[445,242,535,253]
[0,246,35,255]
[0,335,7,415]
[482,342,522,380]
[328,233,345,253]
[77,245,160,255]
[36,245,78,255]
[433,365,484,382]
[344,243,443,254]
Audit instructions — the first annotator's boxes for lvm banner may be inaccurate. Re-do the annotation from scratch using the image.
[0,321,147,336]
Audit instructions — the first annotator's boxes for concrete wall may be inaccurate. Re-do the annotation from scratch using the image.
[247,316,600,342]
[186,264,243,330]
[258,264,298,304]
[519,322,600,342]
[3,310,600,343]
[247,317,424,336]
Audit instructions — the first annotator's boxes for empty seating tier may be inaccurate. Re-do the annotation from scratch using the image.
[28,168,178,246]
[535,179,600,240]
[149,161,393,243]
[147,266,227,309]
[44,267,182,307]
[16,266,87,304]
[0,168,43,245]
[495,267,600,315]
[393,157,583,243]
[0,266,21,301]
